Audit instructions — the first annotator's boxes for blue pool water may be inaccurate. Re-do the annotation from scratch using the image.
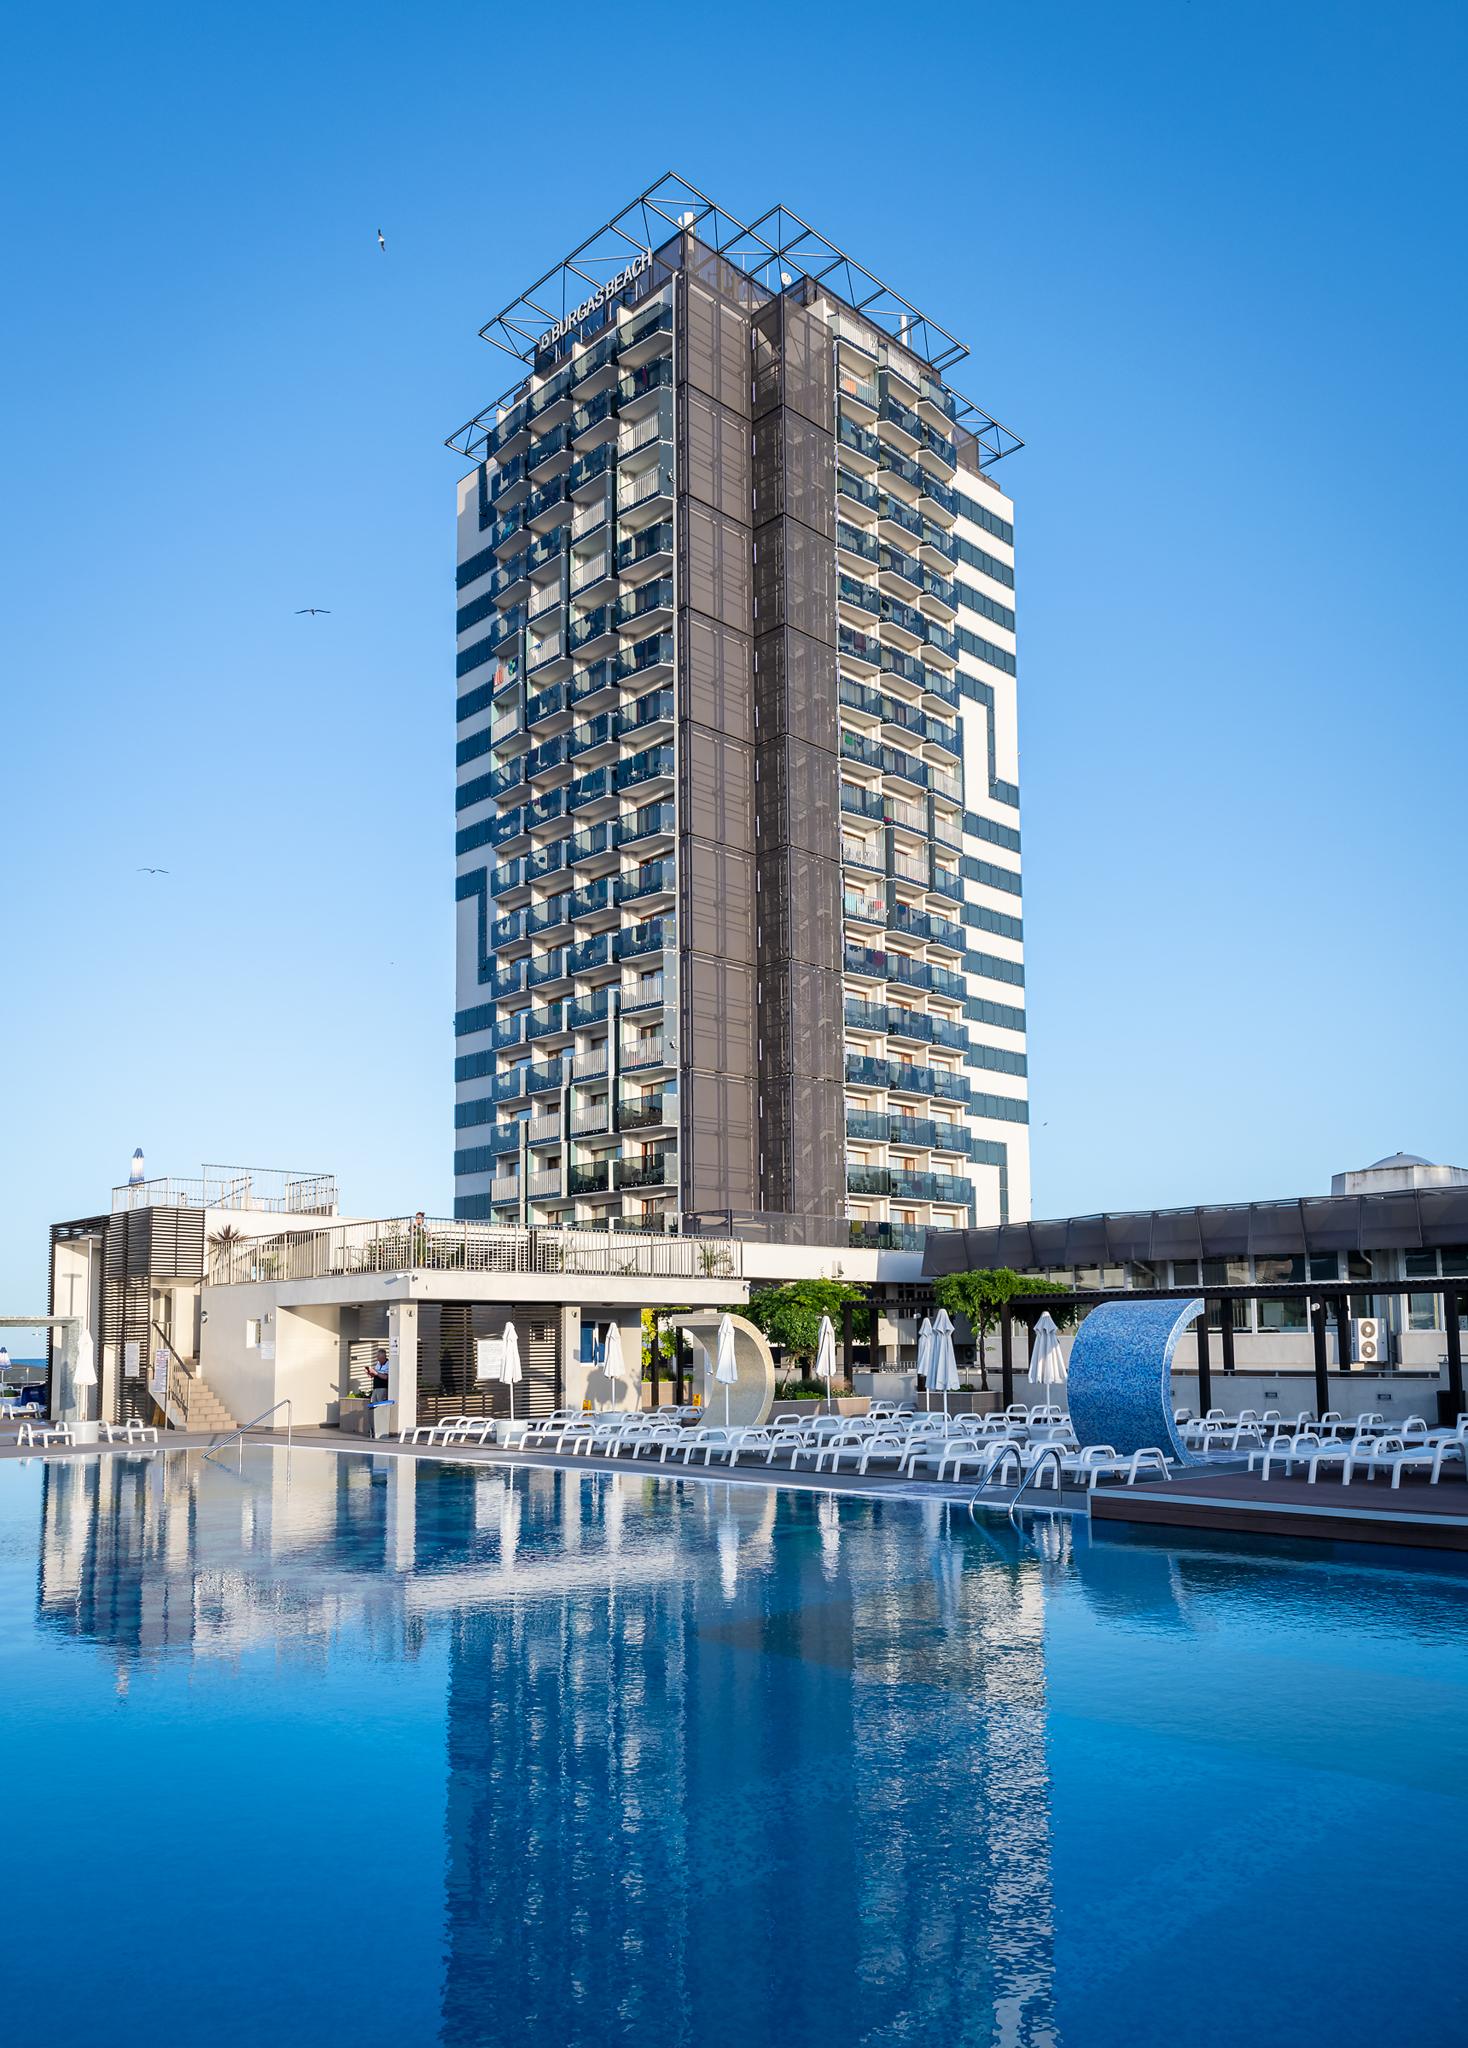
[2,1447,1466,2048]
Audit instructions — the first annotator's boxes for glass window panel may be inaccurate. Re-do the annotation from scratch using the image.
[1308,1254,1340,1281]
[1257,1296,1307,1331]
[1408,1294,1439,1331]
[1404,1251,1439,1279]
[1171,1261,1200,1286]
[1254,1256,1305,1288]
[1441,1246,1468,1276]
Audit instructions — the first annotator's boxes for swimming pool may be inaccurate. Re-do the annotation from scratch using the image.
[3,1446,1465,2048]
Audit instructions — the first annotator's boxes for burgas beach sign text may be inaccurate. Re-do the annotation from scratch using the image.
[537,250,652,353]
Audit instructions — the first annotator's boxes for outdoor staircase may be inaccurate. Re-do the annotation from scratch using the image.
[172,1371,238,1435]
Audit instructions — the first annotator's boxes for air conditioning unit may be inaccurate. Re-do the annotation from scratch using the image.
[1353,1317,1389,1367]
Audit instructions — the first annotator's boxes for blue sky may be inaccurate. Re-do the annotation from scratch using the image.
[2,0,1465,1311]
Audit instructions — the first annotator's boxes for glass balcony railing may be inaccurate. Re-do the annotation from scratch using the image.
[617,1096,669,1133]
[568,821,612,865]
[617,801,675,847]
[567,932,611,975]
[617,519,673,572]
[567,767,611,811]
[492,959,525,999]
[569,1162,610,1196]
[616,632,674,682]
[525,1059,566,1096]
[490,857,524,898]
[838,574,880,618]
[616,859,674,907]
[615,743,675,793]
[491,909,525,949]
[523,788,567,831]
[567,442,614,495]
[491,1069,525,1103]
[838,414,881,464]
[614,576,674,629]
[614,1155,673,1191]
[567,712,614,758]
[524,475,567,523]
[488,760,525,800]
[838,468,882,516]
[526,1003,565,1042]
[491,1014,523,1052]
[569,877,612,921]
[617,353,673,405]
[614,918,669,962]
[615,686,674,740]
[525,680,567,728]
[568,990,610,1029]
[525,896,571,938]
[844,1000,887,1034]
[527,950,567,989]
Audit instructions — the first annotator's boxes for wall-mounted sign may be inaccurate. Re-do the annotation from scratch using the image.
[124,1340,141,1377]
[476,1338,506,1382]
[536,249,652,355]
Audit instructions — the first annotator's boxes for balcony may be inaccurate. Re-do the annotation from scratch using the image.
[569,659,619,713]
[570,1101,612,1137]
[616,858,675,909]
[491,1174,521,1205]
[526,1168,564,1202]
[849,1221,924,1251]
[614,917,669,963]
[614,1154,673,1191]
[568,606,616,660]
[615,576,674,632]
[490,856,525,900]
[616,633,675,685]
[842,890,885,931]
[567,710,617,764]
[616,458,673,521]
[567,766,613,814]
[617,800,675,850]
[525,1002,566,1044]
[572,1046,609,1082]
[527,948,568,991]
[523,735,568,786]
[621,971,664,1016]
[567,932,612,977]
[615,743,675,796]
[492,959,525,1000]
[568,1162,610,1197]
[844,999,887,1035]
[569,876,615,926]
[838,467,882,520]
[617,518,673,576]
[525,680,569,731]
[525,1111,561,1148]
[840,783,886,824]
[844,1055,888,1089]
[568,989,610,1030]
[491,1013,523,1051]
[526,841,567,886]
[525,475,569,532]
[618,1094,671,1132]
[616,686,675,743]
[620,1032,669,1072]
[889,905,964,951]
[525,1058,565,1096]
[490,908,526,951]
[842,943,887,983]
[523,788,568,833]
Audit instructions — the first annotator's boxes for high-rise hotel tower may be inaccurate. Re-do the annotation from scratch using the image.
[449,178,1029,1247]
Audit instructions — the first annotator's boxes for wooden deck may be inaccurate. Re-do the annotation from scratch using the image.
[1091,1465,1468,1551]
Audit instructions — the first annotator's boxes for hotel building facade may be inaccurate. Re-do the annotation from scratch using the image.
[449,178,1030,1248]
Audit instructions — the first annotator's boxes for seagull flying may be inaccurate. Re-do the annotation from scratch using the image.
[295,607,332,616]
[377,228,386,251]
[137,867,170,875]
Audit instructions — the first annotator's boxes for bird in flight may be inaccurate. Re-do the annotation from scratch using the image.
[137,867,169,875]
[295,607,332,616]
[377,228,386,252]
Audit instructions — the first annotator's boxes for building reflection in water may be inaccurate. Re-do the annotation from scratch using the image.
[35,1450,1060,2047]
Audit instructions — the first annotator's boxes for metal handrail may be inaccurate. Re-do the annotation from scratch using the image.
[203,1399,294,1462]
[964,1438,1025,1518]
[1007,1444,1067,1532]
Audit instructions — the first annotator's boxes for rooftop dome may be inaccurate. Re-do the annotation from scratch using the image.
[1365,1151,1431,1170]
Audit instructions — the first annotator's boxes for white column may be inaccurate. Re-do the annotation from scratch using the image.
[558,1304,581,1411]
[387,1302,418,1436]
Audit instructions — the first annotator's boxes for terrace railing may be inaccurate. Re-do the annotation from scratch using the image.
[207,1218,743,1287]
[114,1166,338,1216]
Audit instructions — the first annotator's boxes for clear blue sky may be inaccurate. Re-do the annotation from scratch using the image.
[3,0,1465,1312]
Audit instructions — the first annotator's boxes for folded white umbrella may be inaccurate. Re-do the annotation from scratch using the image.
[601,1321,625,1409]
[501,1319,522,1421]
[1027,1311,1067,1388]
[930,1308,959,1416]
[73,1331,98,1389]
[814,1315,837,1415]
[714,1313,738,1427]
[915,1314,935,1410]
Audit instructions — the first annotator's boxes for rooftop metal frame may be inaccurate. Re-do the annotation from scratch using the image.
[451,171,1021,469]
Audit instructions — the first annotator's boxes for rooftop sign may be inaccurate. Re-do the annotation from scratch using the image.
[536,249,651,355]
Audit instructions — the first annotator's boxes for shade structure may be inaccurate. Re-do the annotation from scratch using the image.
[1027,1311,1067,1388]
[814,1315,837,1414]
[929,1308,959,1415]
[714,1313,738,1427]
[915,1315,935,1410]
[501,1320,522,1421]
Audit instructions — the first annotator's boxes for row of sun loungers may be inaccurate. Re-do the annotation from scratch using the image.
[408,1405,1173,1493]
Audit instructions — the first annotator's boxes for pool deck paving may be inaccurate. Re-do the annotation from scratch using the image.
[7,1425,1468,1551]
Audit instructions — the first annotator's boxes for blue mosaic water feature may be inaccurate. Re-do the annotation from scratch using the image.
[1067,1296,1203,1463]
[2,1446,1466,2048]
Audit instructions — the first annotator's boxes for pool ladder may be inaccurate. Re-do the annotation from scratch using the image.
[966,1441,1068,1534]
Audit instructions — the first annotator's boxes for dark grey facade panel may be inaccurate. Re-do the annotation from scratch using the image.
[676,264,760,1220]
[682,272,754,416]
[681,389,750,521]
[684,835,756,967]
[753,629,839,753]
[680,501,751,632]
[752,412,836,539]
[750,299,834,433]
[682,615,752,739]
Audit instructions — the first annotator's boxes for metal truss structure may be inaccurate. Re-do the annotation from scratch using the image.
[450,171,1022,469]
